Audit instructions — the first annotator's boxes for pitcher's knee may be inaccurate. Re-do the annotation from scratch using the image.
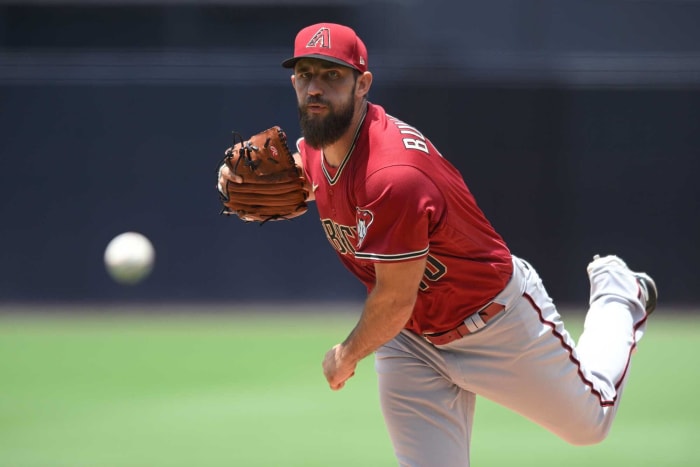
[559,422,611,446]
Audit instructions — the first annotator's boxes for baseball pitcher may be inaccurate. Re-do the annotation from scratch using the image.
[216,22,658,467]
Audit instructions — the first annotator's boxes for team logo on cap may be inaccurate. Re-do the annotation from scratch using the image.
[306,27,331,49]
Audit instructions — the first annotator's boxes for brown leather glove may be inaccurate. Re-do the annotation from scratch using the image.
[218,126,308,223]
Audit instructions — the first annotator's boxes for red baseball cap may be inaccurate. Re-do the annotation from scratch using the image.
[281,23,368,73]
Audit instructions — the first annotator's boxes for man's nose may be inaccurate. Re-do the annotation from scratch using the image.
[306,76,323,95]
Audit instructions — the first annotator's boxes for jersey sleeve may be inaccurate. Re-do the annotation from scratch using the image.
[354,165,445,262]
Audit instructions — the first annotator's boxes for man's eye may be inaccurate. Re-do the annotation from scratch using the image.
[327,70,340,79]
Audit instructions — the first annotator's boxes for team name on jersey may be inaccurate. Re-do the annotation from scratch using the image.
[320,217,448,291]
[388,115,430,154]
[321,218,357,256]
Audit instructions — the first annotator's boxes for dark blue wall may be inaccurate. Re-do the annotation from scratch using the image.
[1,2,699,306]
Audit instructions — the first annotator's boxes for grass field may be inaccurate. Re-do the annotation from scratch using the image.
[1,304,698,467]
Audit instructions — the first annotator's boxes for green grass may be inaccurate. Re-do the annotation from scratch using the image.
[0,306,698,466]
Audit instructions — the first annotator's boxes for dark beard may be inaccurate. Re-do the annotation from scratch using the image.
[298,97,355,149]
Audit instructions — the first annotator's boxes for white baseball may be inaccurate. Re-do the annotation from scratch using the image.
[104,232,155,285]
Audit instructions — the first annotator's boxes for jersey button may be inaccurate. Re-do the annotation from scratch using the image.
[328,189,333,196]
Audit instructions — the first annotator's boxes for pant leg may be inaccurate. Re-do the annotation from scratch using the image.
[576,256,648,401]
[441,256,647,445]
[374,255,648,466]
[376,333,476,467]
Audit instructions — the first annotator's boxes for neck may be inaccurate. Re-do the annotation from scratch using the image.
[322,101,367,167]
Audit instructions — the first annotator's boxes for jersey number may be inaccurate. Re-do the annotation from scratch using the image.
[419,255,447,291]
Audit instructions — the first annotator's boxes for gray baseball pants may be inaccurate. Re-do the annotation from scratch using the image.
[375,255,648,467]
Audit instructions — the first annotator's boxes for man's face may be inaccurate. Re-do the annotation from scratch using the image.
[292,59,358,149]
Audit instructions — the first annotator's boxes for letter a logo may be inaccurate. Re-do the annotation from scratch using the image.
[306,27,331,49]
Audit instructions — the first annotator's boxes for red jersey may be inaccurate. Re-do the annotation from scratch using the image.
[298,102,513,335]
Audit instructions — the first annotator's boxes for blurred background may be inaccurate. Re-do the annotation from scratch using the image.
[1,2,699,466]
[0,0,699,307]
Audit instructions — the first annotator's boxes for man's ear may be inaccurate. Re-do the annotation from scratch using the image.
[357,72,373,98]
[291,74,296,88]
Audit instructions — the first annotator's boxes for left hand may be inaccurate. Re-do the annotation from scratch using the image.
[322,344,357,391]
[217,126,308,223]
